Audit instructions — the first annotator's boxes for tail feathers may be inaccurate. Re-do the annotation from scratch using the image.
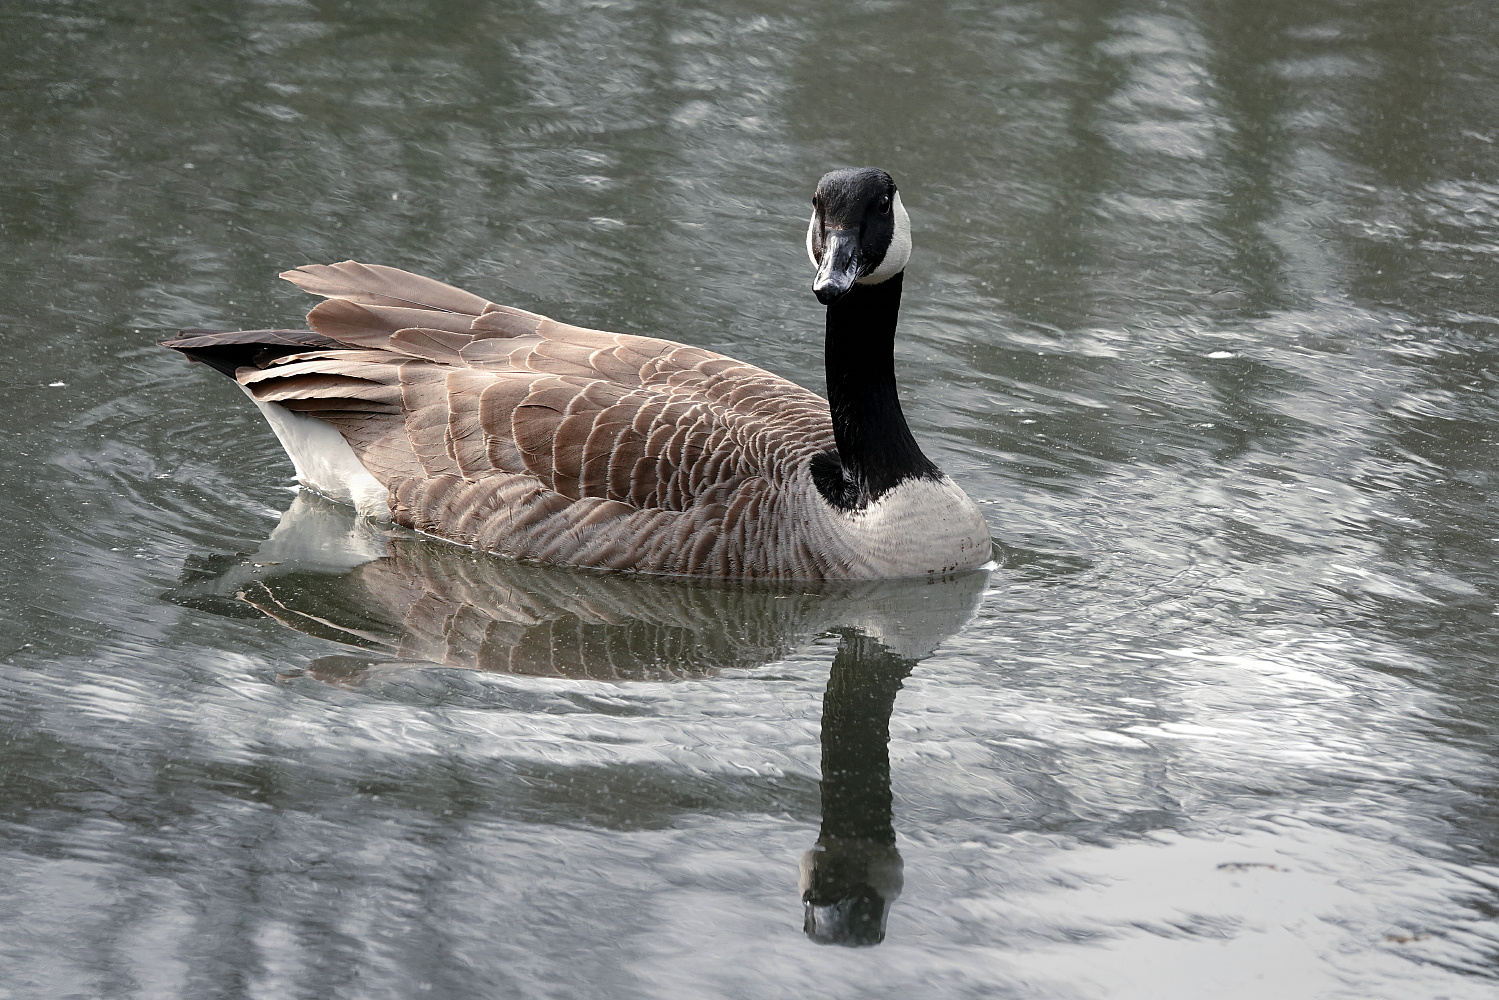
[306,297,480,348]
[166,263,555,380]
[281,260,551,354]
[160,328,343,379]
[280,261,494,315]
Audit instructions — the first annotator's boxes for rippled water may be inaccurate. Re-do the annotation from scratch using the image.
[4,1,1499,996]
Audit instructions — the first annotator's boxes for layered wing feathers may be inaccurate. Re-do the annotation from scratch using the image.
[225,261,835,575]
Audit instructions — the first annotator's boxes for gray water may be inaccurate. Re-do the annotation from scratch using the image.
[3,0,1499,996]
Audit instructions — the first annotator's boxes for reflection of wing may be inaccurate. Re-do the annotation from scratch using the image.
[171,493,988,682]
[317,542,838,680]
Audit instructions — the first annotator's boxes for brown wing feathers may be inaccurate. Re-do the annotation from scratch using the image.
[282,261,496,314]
[165,260,839,576]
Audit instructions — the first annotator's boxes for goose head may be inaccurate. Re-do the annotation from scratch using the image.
[806,167,912,305]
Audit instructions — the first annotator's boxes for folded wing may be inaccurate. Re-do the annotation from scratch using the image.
[168,261,837,575]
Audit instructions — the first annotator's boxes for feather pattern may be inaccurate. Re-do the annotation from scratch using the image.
[163,260,992,580]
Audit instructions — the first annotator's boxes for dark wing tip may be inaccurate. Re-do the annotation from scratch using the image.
[162,328,344,380]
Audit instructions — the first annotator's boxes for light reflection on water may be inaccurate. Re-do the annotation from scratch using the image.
[3,0,1499,996]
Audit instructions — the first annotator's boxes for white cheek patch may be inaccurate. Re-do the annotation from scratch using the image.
[857,192,911,285]
[806,210,820,268]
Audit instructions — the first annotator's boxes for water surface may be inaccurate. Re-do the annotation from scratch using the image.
[3,1,1499,996]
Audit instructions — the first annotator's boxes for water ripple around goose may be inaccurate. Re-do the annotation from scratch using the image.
[3,1,1499,997]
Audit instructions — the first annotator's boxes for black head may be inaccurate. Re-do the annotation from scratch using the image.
[807,167,912,305]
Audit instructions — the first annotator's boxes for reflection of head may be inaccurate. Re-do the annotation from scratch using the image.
[800,839,904,947]
[804,884,886,947]
[798,629,922,947]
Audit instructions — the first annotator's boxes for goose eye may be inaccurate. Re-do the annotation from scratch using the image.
[878,196,891,214]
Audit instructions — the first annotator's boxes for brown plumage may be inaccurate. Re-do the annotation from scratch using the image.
[164,257,991,580]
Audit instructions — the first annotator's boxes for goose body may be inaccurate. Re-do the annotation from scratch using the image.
[165,169,991,580]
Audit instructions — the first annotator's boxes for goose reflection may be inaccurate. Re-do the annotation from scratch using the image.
[800,629,915,946]
[170,492,987,944]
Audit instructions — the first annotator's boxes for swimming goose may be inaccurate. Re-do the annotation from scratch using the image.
[163,167,991,580]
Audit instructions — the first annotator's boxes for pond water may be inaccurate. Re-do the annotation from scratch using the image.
[3,1,1499,996]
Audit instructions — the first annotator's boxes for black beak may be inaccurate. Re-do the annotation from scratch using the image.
[813,229,859,304]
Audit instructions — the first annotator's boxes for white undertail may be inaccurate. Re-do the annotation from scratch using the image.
[244,388,390,518]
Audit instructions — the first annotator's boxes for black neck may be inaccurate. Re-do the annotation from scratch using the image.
[815,273,940,510]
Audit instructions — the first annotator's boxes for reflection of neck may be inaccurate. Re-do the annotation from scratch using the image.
[818,630,913,844]
[821,274,940,508]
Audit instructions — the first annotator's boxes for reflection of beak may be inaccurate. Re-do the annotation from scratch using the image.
[803,886,889,946]
[813,229,859,304]
[799,841,904,947]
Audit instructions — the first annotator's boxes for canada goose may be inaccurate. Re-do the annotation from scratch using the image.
[163,167,991,579]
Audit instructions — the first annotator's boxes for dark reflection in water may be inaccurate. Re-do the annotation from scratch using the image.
[801,631,911,947]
